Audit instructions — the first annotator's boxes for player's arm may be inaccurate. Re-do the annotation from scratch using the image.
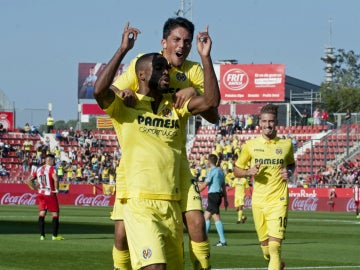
[174,87,219,123]
[199,108,219,124]
[234,163,260,178]
[52,170,59,193]
[172,59,219,123]
[287,163,296,176]
[25,176,38,191]
[187,25,220,115]
[94,22,140,110]
[111,55,141,107]
[280,163,296,181]
[173,87,197,108]
[280,143,296,180]
[197,180,209,192]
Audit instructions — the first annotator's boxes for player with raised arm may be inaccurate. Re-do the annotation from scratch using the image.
[94,21,219,269]
[109,17,218,270]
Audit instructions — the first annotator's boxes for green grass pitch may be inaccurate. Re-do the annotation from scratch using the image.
[0,205,359,270]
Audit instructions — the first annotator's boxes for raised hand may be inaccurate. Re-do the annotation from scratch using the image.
[120,22,141,52]
[196,25,212,57]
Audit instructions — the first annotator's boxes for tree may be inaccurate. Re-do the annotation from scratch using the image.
[333,49,360,88]
[81,117,97,131]
[320,49,360,114]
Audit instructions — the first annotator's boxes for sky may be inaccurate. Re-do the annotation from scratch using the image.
[1,0,359,127]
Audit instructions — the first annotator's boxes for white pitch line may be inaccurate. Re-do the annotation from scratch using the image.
[213,266,360,270]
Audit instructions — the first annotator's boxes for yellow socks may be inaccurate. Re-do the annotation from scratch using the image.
[113,245,131,270]
[268,241,281,270]
[261,245,270,261]
[190,240,211,270]
[238,210,243,222]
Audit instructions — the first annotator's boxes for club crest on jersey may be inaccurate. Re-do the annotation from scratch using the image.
[142,247,152,260]
[176,72,187,82]
[275,148,282,155]
[161,107,172,118]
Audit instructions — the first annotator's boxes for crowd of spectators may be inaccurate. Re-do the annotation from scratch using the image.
[215,114,257,137]
[51,128,120,185]
[0,127,121,185]
[19,123,43,137]
[298,158,360,188]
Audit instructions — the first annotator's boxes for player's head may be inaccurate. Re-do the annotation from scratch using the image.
[208,154,218,166]
[161,17,194,68]
[163,17,195,40]
[259,104,278,140]
[45,153,55,165]
[135,53,170,93]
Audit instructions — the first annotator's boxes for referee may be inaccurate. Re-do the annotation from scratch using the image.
[198,154,228,247]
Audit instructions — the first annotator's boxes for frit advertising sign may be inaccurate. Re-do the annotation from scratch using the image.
[220,64,285,101]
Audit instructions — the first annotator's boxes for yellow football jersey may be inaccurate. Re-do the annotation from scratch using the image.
[105,93,191,201]
[236,136,294,207]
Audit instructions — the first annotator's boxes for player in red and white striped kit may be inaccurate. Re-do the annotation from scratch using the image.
[26,153,64,240]
[353,181,360,219]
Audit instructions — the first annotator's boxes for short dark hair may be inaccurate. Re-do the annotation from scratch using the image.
[163,17,195,40]
[46,153,55,159]
[260,104,278,118]
[208,154,218,166]
[135,53,161,73]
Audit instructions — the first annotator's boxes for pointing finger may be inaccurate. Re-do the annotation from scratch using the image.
[205,24,209,33]
[124,21,130,31]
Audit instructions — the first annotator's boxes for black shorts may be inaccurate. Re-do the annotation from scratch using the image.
[206,192,222,215]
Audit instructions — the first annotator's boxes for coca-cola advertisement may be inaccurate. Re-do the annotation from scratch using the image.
[0,183,115,207]
[74,194,113,207]
[1,192,38,205]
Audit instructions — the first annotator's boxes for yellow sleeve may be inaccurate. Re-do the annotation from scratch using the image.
[188,62,204,94]
[235,142,251,169]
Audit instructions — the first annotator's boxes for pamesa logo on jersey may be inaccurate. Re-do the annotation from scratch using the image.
[138,115,179,129]
[254,158,284,165]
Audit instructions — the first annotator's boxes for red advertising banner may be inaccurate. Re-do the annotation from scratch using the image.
[220,64,285,102]
[0,111,14,131]
[82,103,106,115]
[201,187,356,213]
[0,184,356,213]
